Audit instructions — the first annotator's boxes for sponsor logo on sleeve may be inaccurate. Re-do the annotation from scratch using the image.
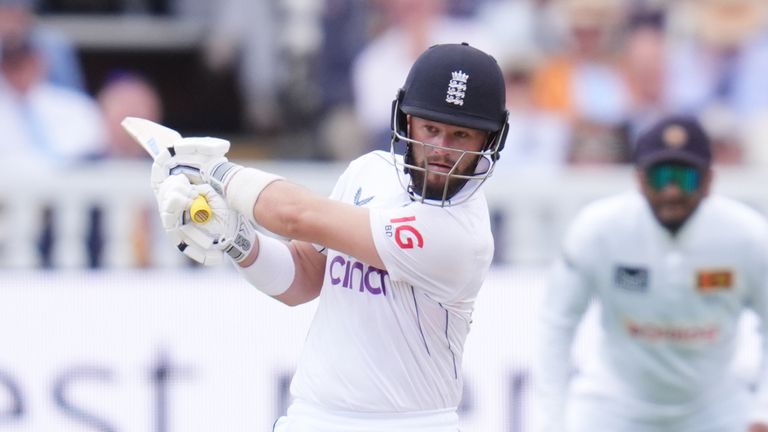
[696,269,733,292]
[614,265,649,292]
[385,216,424,249]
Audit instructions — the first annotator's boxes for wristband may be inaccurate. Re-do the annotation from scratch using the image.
[208,162,283,225]
[207,161,242,196]
[235,231,295,296]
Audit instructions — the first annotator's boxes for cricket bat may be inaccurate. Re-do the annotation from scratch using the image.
[121,117,212,224]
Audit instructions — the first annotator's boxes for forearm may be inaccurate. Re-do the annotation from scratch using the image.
[535,311,581,432]
[253,180,326,242]
[750,319,768,424]
[221,165,334,244]
[216,161,382,267]
[251,178,381,268]
[747,269,768,425]
[273,241,324,306]
[534,261,592,432]
[237,236,323,306]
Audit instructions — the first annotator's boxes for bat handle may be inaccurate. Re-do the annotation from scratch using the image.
[190,195,212,224]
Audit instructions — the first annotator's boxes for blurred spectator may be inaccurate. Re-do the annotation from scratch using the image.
[498,49,570,171]
[38,0,170,14]
[532,0,632,165]
[204,0,323,135]
[620,11,669,142]
[310,0,372,161]
[475,0,541,56]
[97,71,162,159]
[0,0,85,91]
[351,0,497,153]
[0,31,104,268]
[204,0,283,132]
[0,32,105,167]
[93,71,164,268]
[666,0,768,165]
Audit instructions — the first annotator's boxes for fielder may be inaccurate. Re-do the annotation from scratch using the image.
[535,115,768,432]
[143,43,508,431]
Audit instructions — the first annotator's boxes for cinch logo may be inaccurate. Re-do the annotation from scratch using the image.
[385,216,424,249]
[329,255,390,295]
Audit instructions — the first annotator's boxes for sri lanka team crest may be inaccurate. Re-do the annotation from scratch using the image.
[385,216,424,249]
[696,269,733,292]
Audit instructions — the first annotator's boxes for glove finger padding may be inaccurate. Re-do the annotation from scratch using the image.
[150,137,230,191]
[166,228,224,266]
[155,174,255,266]
[157,175,197,231]
[156,175,226,265]
[182,185,257,264]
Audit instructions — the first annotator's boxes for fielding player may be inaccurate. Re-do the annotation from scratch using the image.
[149,43,508,431]
[535,115,768,432]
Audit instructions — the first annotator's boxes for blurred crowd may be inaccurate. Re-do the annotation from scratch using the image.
[190,0,768,168]
[3,0,768,267]
[6,0,768,166]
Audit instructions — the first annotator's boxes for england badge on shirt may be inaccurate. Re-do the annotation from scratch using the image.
[614,265,649,292]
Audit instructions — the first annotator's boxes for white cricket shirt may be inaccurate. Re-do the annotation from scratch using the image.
[289,150,494,413]
[536,191,768,430]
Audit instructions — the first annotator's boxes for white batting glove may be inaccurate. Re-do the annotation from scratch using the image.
[150,136,230,193]
[155,175,257,265]
[149,130,283,228]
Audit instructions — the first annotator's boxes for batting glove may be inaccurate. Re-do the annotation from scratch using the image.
[155,175,256,265]
[150,136,230,193]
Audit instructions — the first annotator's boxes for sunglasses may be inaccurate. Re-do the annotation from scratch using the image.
[646,163,702,193]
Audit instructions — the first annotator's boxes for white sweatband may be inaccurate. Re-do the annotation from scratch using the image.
[225,167,283,225]
[235,231,295,296]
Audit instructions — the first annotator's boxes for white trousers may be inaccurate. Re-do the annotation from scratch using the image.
[272,399,460,432]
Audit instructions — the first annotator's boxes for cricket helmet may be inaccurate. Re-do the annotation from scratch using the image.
[390,42,508,206]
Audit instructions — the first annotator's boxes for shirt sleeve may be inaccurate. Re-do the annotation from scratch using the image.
[369,204,491,303]
[747,227,768,425]
[533,210,598,432]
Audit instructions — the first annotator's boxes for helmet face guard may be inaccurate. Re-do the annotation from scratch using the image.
[390,94,508,206]
[388,43,509,207]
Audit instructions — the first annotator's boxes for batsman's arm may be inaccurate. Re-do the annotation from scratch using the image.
[231,231,324,306]
[205,160,384,269]
[274,241,325,306]
[253,180,382,269]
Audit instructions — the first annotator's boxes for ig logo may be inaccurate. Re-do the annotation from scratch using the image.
[386,216,424,249]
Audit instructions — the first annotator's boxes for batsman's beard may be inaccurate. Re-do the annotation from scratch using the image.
[405,146,476,200]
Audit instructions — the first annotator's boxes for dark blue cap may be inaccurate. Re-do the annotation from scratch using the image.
[634,115,712,169]
[400,42,506,132]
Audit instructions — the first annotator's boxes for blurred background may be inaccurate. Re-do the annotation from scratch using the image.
[1,0,767,430]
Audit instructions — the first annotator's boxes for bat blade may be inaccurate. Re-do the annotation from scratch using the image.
[120,116,182,162]
[121,116,212,224]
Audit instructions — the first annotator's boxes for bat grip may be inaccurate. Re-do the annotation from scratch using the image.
[190,195,212,224]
